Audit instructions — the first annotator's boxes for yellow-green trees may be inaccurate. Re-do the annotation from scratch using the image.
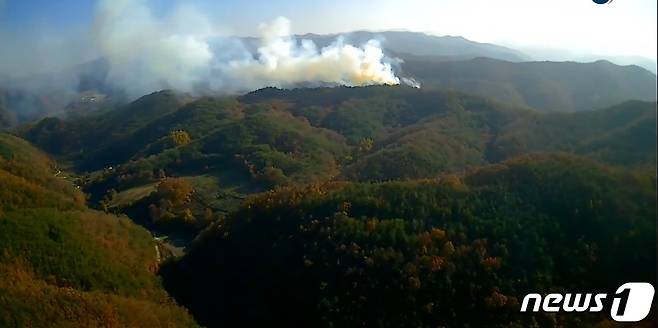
[170,130,192,146]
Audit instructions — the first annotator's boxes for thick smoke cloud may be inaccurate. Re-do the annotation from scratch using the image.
[214,17,400,90]
[93,0,215,95]
[92,0,401,96]
[0,0,407,119]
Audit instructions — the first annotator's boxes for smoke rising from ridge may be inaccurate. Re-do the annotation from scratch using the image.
[1,0,405,97]
[0,0,408,119]
[92,0,401,96]
[214,17,400,90]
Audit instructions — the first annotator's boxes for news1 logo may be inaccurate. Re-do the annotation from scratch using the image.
[520,283,655,322]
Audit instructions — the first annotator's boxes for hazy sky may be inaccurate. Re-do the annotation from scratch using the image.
[1,0,656,59]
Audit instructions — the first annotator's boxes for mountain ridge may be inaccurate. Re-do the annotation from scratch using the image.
[1,31,655,124]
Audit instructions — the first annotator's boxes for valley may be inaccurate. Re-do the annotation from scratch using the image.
[1,3,656,325]
[3,82,655,326]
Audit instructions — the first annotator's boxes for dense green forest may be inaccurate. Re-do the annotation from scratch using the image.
[4,85,657,327]
[18,86,655,236]
[0,133,198,327]
[162,154,656,327]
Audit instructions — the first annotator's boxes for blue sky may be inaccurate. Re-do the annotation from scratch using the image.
[1,0,95,31]
[0,0,334,30]
[0,0,357,34]
[1,0,657,58]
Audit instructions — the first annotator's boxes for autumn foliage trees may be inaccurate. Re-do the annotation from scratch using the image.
[163,155,656,327]
[7,86,656,327]
[148,178,195,224]
[0,133,198,327]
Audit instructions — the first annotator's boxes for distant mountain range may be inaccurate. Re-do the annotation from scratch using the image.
[399,57,657,112]
[233,31,530,62]
[1,31,655,126]
[289,31,657,73]
[574,55,657,74]
[299,31,531,62]
[514,46,658,73]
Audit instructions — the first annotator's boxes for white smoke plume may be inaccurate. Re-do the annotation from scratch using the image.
[216,17,400,90]
[93,0,215,95]
[92,0,401,96]
[0,0,409,120]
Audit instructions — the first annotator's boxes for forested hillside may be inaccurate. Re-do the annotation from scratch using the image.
[162,154,656,327]
[2,0,656,326]
[9,85,657,327]
[18,86,655,237]
[0,90,15,128]
[0,133,197,327]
